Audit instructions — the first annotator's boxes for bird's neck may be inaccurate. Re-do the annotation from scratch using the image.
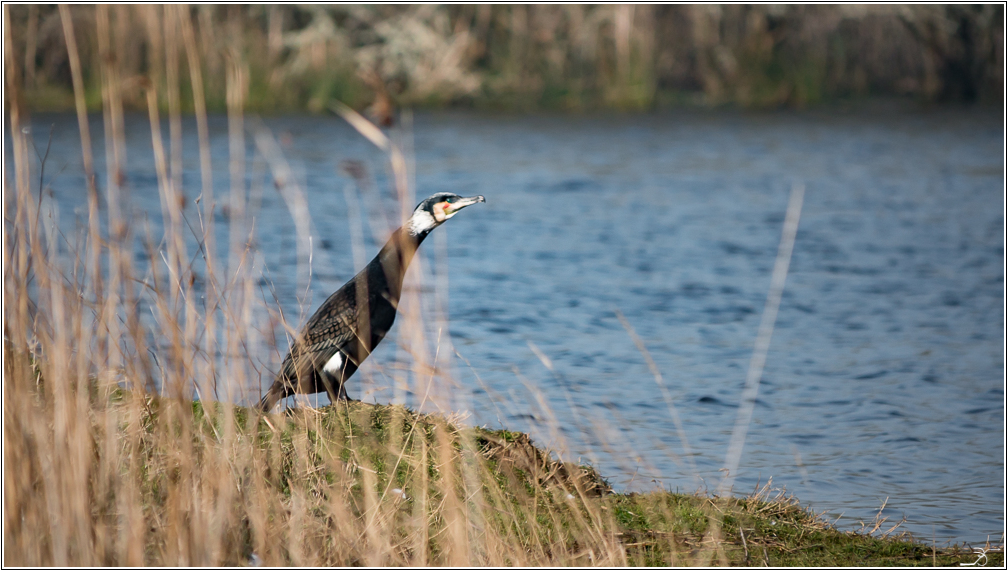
[372,226,425,300]
[405,209,438,239]
[383,225,425,262]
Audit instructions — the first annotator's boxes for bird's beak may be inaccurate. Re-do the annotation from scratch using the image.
[447,195,486,214]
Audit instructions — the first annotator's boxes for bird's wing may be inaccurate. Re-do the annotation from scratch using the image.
[279,286,360,381]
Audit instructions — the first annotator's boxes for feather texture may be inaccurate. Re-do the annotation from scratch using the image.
[258,193,483,412]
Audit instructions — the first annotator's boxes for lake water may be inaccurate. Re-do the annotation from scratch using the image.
[9,107,1004,545]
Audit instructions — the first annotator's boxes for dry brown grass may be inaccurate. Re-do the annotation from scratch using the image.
[2,6,633,564]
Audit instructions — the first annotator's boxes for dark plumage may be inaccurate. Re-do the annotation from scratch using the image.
[258,192,485,412]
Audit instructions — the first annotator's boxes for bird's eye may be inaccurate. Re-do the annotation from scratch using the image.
[445,197,455,203]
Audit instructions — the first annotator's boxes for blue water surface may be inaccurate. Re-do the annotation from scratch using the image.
[11,107,1004,545]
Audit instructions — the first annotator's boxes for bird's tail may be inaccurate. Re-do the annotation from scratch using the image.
[257,382,286,414]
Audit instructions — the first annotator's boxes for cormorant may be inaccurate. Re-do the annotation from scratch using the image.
[258,192,485,412]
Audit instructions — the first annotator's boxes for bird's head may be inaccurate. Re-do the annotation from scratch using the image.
[407,192,485,236]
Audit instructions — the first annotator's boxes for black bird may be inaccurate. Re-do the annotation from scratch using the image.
[258,192,485,412]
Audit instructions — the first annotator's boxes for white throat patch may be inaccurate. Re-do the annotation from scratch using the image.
[406,209,438,236]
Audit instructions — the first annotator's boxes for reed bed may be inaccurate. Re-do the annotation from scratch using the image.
[5,5,1003,115]
[4,5,613,564]
[3,5,658,565]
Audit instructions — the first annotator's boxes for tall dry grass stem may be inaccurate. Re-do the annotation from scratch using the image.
[615,309,699,481]
[720,182,805,495]
[3,8,847,566]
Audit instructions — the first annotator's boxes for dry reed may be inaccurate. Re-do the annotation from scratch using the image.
[3,6,638,566]
[5,5,1003,114]
[7,6,985,568]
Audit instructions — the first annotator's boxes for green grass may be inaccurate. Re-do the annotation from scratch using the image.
[119,390,1006,566]
[3,276,1002,565]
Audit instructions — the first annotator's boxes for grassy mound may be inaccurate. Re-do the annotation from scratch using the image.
[243,400,1004,567]
[6,347,998,566]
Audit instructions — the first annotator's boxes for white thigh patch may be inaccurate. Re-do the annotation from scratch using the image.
[323,351,343,375]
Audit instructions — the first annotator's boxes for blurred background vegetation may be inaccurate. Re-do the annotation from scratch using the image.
[5,4,1005,115]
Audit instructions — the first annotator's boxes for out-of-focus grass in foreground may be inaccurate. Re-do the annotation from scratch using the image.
[5,348,1002,566]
